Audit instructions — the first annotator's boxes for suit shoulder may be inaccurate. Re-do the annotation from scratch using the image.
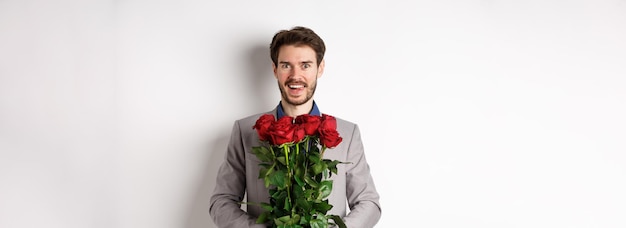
[334,116,356,126]
[327,115,359,134]
[234,111,275,128]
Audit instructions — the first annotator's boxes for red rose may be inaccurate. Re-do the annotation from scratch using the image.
[318,114,342,148]
[293,125,306,143]
[267,116,295,145]
[319,114,337,132]
[253,114,275,141]
[295,114,321,136]
[319,128,342,148]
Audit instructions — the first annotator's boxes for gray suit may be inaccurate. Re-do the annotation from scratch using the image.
[210,110,381,227]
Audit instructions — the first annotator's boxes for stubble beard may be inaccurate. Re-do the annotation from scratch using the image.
[278,78,317,106]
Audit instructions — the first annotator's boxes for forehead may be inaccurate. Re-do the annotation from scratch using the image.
[277,45,317,62]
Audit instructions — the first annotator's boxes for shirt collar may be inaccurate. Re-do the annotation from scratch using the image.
[276,100,321,119]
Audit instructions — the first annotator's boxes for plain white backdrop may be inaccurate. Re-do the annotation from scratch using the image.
[1,0,625,227]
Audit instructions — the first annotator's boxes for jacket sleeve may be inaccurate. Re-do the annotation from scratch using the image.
[209,121,266,228]
[342,124,382,228]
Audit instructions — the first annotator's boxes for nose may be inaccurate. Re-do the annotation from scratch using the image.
[288,67,302,79]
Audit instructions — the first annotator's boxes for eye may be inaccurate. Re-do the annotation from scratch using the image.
[281,63,290,69]
[302,63,311,69]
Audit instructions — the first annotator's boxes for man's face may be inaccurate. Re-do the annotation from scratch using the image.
[273,45,324,106]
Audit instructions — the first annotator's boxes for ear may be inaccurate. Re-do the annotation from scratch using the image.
[272,63,278,79]
[317,59,325,78]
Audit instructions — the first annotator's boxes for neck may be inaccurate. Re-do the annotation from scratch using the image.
[280,99,314,117]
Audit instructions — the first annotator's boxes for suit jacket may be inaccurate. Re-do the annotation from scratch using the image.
[210,109,381,227]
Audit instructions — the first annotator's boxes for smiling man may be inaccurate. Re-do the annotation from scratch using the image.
[210,26,381,228]
[275,44,320,106]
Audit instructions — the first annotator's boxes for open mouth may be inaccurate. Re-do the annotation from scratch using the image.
[288,84,305,89]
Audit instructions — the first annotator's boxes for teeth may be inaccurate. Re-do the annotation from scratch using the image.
[288,85,304,89]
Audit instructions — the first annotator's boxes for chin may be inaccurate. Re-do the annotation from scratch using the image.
[285,97,309,106]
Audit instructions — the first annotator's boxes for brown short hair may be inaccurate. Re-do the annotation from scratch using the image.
[270,26,326,67]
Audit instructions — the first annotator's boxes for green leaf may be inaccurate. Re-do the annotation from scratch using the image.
[294,166,304,181]
[277,225,303,228]
[318,180,333,200]
[325,159,342,175]
[329,215,347,228]
[291,214,301,225]
[293,184,305,199]
[294,173,305,187]
[328,167,337,177]
[310,152,321,161]
[295,198,311,212]
[258,164,275,179]
[300,214,311,224]
[258,167,267,179]
[252,146,274,162]
[271,189,287,200]
[275,215,300,226]
[304,189,316,202]
[269,169,287,189]
[309,218,327,228]
[304,176,319,188]
[264,176,270,188]
[259,202,274,212]
[312,201,333,213]
[312,162,326,175]
[277,156,287,165]
[256,211,269,224]
[275,215,292,225]
[283,196,291,211]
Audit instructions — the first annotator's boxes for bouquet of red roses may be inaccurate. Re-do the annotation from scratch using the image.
[250,113,347,228]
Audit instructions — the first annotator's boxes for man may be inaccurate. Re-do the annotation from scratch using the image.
[210,26,381,227]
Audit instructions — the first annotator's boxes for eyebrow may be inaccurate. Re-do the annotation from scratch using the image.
[279,61,314,65]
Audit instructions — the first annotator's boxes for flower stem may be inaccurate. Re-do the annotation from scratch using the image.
[283,145,294,217]
[296,142,300,158]
[293,143,300,217]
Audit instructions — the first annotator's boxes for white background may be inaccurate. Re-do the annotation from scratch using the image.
[1,0,625,227]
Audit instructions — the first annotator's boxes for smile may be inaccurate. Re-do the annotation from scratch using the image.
[288,84,305,89]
